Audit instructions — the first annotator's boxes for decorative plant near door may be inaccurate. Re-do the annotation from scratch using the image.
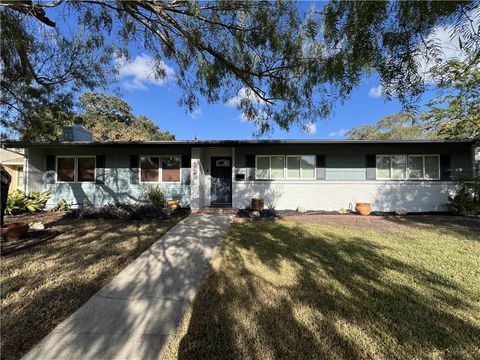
[141,185,165,209]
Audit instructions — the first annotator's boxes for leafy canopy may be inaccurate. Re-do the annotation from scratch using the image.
[19,92,175,141]
[1,1,479,136]
[78,93,175,141]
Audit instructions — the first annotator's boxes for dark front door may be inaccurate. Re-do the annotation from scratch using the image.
[211,156,232,205]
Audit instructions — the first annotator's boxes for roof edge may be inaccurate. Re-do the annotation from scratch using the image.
[1,138,476,148]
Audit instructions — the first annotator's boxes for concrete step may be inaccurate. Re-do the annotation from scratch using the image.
[194,207,239,215]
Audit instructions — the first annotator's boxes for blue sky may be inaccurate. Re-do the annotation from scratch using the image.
[115,61,405,141]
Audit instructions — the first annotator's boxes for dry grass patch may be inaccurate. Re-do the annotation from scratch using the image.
[1,215,182,360]
[163,216,480,360]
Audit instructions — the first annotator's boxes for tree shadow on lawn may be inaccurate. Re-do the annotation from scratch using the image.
[1,218,179,360]
[177,220,480,359]
[383,215,480,241]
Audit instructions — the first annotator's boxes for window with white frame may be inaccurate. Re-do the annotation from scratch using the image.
[255,156,271,179]
[255,155,315,180]
[376,155,440,180]
[56,156,96,182]
[140,155,181,183]
[287,155,315,179]
[161,156,181,182]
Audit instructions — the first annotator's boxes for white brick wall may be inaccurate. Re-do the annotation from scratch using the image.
[233,181,460,212]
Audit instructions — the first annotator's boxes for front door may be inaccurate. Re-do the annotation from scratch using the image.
[211,156,232,205]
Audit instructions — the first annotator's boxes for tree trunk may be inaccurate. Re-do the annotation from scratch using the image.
[1,165,12,227]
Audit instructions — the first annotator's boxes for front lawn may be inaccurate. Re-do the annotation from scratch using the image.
[164,215,480,359]
[1,214,183,360]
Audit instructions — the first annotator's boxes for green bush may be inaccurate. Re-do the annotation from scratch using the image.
[448,180,480,215]
[52,199,73,212]
[5,190,51,215]
[140,185,165,209]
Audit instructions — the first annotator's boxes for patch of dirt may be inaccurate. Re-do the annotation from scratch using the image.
[280,214,480,237]
[4,211,66,227]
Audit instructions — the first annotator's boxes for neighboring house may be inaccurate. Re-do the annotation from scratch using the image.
[0,148,26,193]
[4,128,476,212]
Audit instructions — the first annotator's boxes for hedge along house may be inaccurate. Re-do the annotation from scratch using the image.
[4,131,476,213]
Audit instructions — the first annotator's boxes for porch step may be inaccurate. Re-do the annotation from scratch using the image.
[194,207,239,215]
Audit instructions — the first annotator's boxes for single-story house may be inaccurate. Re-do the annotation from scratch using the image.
[0,148,26,193]
[4,128,476,213]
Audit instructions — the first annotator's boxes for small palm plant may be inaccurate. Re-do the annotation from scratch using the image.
[141,185,165,209]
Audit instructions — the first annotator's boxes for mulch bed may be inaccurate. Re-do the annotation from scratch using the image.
[1,229,60,256]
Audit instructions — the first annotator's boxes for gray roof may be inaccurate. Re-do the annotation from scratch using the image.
[1,138,475,148]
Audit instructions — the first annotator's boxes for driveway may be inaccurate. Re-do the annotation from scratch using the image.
[22,213,233,360]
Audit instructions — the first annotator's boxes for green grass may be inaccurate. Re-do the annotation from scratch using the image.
[163,216,480,360]
[1,215,182,360]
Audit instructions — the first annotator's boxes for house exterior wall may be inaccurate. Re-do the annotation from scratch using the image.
[27,146,191,208]
[233,143,473,212]
[232,180,460,212]
[22,141,474,212]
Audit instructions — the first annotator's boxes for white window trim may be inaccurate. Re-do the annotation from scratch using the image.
[76,156,96,183]
[139,155,182,184]
[55,155,76,183]
[286,155,316,180]
[255,155,316,180]
[376,154,441,180]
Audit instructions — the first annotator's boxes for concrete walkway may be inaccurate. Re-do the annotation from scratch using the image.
[23,214,233,360]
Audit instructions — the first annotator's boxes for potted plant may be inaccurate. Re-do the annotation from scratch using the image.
[167,199,180,210]
[355,202,372,216]
[1,222,30,242]
[251,197,264,211]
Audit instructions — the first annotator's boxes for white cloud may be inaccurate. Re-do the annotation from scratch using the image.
[368,85,382,98]
[116,54,175,91]
[303,123,317,134]
[417,7,479,81]
[328,129,348,137]
[226,87,268,123]
[226,87,266,107]
[189,108,203,119]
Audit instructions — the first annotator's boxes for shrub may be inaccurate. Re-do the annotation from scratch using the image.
[52,199,73,212]
[448,179,480,215]
[5,190,51,215]
[141,185,165,209]
[66,203,169,220]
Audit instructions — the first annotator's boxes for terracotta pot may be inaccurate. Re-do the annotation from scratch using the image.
[167,200,180,210]
[251,197,264,211]
[355,202,372,216]
[1,222,30,242]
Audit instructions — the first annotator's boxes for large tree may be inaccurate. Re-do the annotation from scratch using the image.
[346,112,436,140]
[1,1,478,135]
[78,93,175,141]
[18,92,174,141]
[422,59,480,140]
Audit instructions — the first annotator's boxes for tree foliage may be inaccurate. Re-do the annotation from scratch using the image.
[422,59,480,140]
[78,93,175,141]
[346,113,436,140]
[1,1,479,136]
[322,1,480,106]
[19,92,175,141]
